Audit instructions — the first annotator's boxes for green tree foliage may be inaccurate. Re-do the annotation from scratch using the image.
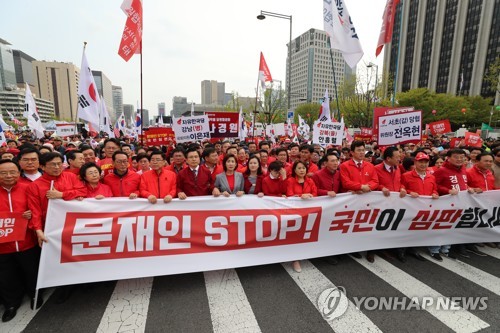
[294,103,320,128]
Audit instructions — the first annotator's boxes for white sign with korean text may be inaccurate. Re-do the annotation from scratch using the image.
[172,115,210,142]
[378,110,422,146]
[313,120,344,146]
[55,123,77,137]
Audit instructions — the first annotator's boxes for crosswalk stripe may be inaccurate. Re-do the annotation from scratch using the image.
[2,289,55,333]
[479,247,500,260]
[422,253,500,296]
[204,269,261,333]
[282,260,382,333]
[351,255,490,333]
[96,277,154,333]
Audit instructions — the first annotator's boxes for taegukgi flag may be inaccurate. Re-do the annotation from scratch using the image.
[24,83,45,138]
[77,49,101,130]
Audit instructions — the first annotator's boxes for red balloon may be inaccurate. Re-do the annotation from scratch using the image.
[432,110,437,115]
[461,108,466,114]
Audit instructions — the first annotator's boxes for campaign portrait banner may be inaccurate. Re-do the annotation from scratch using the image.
[55,123,77,137]
[0,212,29,244]
[142,127,176,146]
[378,110,422,146]
[172,115,210,143]
[372,106,415,136]
[37,191,500,289]
[312,120,344,146]
[428,120,452,135]
[206,112,239,138]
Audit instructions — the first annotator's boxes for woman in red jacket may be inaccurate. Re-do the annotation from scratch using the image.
[286,161,318,198]
[244,156,264,196]
[80,162,113,199]
[286,161,317,273]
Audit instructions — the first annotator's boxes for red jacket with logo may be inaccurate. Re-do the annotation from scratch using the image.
[103,169,141,197]
[0,182,37,254]
[140,168,177,198]
[401,170,438,196]
[339,159,379,192]
[375,163,403,191]
[85,182,113,198]
[467,165,496,191]
[176,166,214,197]
[434,161,469,195]
[27,172,86,231]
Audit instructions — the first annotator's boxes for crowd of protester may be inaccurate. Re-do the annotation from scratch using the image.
[0,132,499,322]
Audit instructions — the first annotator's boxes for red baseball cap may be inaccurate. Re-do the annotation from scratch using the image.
[415,152,430,161]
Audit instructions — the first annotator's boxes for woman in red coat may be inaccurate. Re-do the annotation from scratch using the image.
[80,162,113,199]
[286,161,317,273]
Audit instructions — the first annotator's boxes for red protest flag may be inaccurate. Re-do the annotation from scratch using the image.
[118,0,143,62]
[258,52,273,90]
[428,120,451,135]
[376,0,401,57]
[464,132,483,148]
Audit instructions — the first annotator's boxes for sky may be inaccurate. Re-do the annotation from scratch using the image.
[1,0,387,116]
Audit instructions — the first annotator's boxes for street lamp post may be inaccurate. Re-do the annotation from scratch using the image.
[367,62,379,107]
[257,10,292,111]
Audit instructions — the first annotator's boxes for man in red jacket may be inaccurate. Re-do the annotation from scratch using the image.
[312,152,340,197]
[339,140,379,262]
[103,151,141,198]
[98,138,121,176]
[434,148,485,258]
[140,151,176,203]
[467,152,496,192]
[0,160,40,322]
[177,148,214,199]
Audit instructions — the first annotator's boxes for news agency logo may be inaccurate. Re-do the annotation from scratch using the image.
[317,286,349,320]
[317,286,489,319]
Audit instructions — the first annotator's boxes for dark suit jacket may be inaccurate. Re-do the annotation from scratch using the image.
[177,166,214,196]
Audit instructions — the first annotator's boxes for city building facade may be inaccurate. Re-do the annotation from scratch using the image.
[92,70,114,119]
[13,49,36,89]
[0,89,54,123]
[32,60,79,121]
[0,38,16,91]
[287,28,354,110]
[112,85,123,122]
[383,0,499,104]
[201,80,225,105]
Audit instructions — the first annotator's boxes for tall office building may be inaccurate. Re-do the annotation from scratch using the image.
[123,104,134,127]
[92,70,114,118]
[383,0,499,104]
[0,89,54,122]
[0,38,16,91]
[158,102,165,117]
[32,60,79,121]
[112,85,123,122]
[287,28,354,110]
[201,80,225,105]
[13,50,36,89]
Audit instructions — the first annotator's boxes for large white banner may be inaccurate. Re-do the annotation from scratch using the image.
[313,120,344,146]
[378,110,422,146]
[172,115,210,142]
[37,191,500,289]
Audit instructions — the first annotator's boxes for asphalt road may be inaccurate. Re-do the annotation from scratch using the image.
[3,247,500,333]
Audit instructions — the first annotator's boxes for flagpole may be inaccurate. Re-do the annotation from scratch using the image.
[392,0,404,107]
[328,45,341,120]
[139,41,144,146]
[74,42,87,137]
[252,71,261,138]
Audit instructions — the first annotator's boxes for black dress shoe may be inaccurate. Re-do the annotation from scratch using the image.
[351,252,362,259]
[2,307,18,322]
[397,252,407,263]
[31,296,44,310]
[366,252,375,263]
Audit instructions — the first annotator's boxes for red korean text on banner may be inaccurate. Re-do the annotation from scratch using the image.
[205,112,240,138]
[464,132,483,148]
[142,127,176,146]
[428,120,451,135]
[60,207,322,263]
[372,106,415,136]
[118,0,143,62]
[0,212,29,244]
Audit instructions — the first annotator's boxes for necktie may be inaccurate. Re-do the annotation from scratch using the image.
[357,162,362,170]
[192,169,197,181]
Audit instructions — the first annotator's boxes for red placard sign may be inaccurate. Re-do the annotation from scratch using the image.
[205,112,239,138]
[464,132,483,148]
[142,127,176,146]
[0,212,28,243]
[428,120,451,135]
